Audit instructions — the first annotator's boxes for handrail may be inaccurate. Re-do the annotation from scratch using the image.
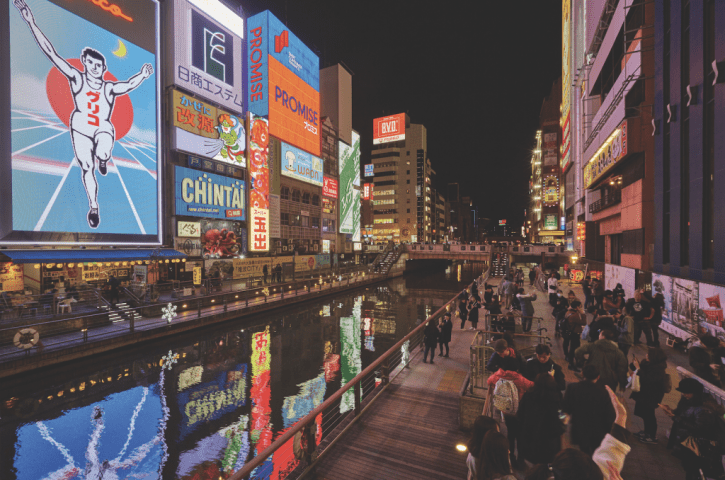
[676,366,725,406]
[230,266,490,480]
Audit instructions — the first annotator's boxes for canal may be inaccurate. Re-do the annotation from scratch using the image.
[0,261,484,480]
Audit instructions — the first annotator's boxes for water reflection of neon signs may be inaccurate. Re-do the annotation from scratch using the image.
[14,386,166,479]
[251,326,273,479]
[177,364,248,440]
[340,296,363,413]
[178,365,204,391]
[322,304,331,316]
[363,317,375,351]
[324,353,341,382]
[176,415,250,477]
[282,373,326,428]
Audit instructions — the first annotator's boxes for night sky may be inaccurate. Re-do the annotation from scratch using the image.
[237,0,562,233]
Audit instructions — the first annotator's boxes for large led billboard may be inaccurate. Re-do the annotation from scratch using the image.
[339,131,360,237]
[561,0,572,171]
[281,141,323,186]
[170,0,244,113]
[373,113,405,144]
[174,166,245,220]
[3,0,161,244]
[247,10,320,156]
[171,89,246,166]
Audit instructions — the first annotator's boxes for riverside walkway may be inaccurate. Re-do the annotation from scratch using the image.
[309,276,694,480]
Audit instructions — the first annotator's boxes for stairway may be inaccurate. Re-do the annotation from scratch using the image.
[102,302,132,323]
[491,251,510,277]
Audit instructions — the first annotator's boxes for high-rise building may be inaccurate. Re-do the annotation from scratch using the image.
[370,116,434,243]
[575,0,654,270]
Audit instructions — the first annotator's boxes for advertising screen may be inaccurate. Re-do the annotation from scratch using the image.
[248,113,270,251]
[339,132,361,235]
[174,166,245,220]
[247,10,320,156]
[364,164,374,176]
[544,214,558,230]
[561,0,571,170]
[323,177,338,198]
[280,141,323,186]
[4,0,161,244]
[373,113,405,144]
[172,89,246,166]
[170,0,244,112]
[543,175,559,206]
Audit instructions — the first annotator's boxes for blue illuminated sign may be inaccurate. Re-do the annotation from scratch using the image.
[364,164,374,177]
[280,142,324,186]
[175,166,245,220]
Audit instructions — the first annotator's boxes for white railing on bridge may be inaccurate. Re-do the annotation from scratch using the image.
[406,243,568,256]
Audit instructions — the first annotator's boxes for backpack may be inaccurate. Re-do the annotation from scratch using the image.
[493,378,519,415]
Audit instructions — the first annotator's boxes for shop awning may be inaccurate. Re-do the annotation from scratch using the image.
[0,249,186,264]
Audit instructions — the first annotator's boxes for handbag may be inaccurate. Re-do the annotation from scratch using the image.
[628,370,641,392]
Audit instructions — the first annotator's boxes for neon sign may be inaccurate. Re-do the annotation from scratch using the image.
[86,0,133,22]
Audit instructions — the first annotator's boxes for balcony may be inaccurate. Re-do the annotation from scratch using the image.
[589,190,621,214]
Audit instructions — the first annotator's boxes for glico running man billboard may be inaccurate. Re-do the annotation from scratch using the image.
[247,10,320,156]
[339,131,361,240]
[3,0,161,244]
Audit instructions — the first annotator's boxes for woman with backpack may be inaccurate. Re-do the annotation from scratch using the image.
[485,356,534,466]
[516,373,566,466]
[563,300,586,371]
[629,347,670,444]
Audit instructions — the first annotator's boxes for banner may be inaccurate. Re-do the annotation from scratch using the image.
[653,274,699,338]
[174,237,203,257]
[200,219,246,258]
[339,132,361,236]
[281,142,323,186]
[248,113,270,251]
[174,166,245,220]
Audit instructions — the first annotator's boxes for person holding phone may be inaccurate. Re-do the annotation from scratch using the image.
[629,347,669,444]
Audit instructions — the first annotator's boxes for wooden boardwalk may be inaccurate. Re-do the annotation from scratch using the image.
[312,326,477,480]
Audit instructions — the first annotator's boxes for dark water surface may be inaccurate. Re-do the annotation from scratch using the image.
[0,262,483,480]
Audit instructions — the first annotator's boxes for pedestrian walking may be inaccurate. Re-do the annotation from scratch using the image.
[575,329,629,392]
[472,431,517,480]
[582,275,593,309]
[650,292,665,347]
[423,320,439,364]
[262,264,268,284]
[468,295,481,330]
[562,364,616,455]
[516,268,524,287]
[626,289,654,346]
[616,312,635,357]
[528,268,536,286]
[438,314,452,357]
[547,273,558,307]
[516,288,537,332]
[593,277,605,309]
[562,300,586,370]
[517,373,565,466]
[629,347,670,444]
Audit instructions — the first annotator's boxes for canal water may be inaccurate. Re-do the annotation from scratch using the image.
[0,261,484,480]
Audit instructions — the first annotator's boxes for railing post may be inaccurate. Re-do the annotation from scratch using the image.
[353,381,361,416]
[381,358,389,385]
[224,296,228,312]
[197,299,202,318]
[245,286,249,307]
[83,318,88,342]
[130,310,135,333]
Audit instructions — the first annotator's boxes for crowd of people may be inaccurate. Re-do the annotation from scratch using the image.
[456,266,725,480]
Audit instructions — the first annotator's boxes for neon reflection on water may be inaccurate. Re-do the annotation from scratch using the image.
[251,326,273,479]
[340,296,363,414]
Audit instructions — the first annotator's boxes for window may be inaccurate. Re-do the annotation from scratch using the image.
[407,151,410,156]
[281,213,290,225]
[311,217,320,229]
[407,208,410,213]
[290,214,301,226]
[376,180,396,186]
[407,170,410,174]
[292,189,301,202]
[302,192,311,204]
[322,218,335,232]
[623,229,645,255]
[312,194,320,206]
[406,179,410,184]
[407,218,411,224]
[281,186,290,200]
[301,216,310,227]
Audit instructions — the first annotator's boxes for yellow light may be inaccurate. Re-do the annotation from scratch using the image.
[211,299,215,302]
[165,259,169,263]
[235,295,239,298]
[68,263,74,268]
[183,304,187,308]
[34,264,40,269]
[123,262,128,266]
[115,262,120,266]
[182,258,186,262]
[456,444,467,452]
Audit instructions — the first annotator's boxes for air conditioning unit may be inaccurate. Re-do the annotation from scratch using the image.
[281,246,288,252]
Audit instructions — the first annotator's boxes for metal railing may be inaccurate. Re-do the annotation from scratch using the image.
[0,285,107,321]
[229,267,490,480]
[676,367,725,407]
[0,265,379,365]
[589,190,622,213]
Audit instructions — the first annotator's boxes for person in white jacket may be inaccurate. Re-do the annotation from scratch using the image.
[525,385,630,480]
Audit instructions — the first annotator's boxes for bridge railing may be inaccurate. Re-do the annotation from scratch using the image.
[229,266,491,480]
[407,243,568,256]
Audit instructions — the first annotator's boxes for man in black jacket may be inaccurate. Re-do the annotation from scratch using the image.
[562,364,616,455]
[523,344,566,391]
[438,314,453,358]
[423,320,439,364]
